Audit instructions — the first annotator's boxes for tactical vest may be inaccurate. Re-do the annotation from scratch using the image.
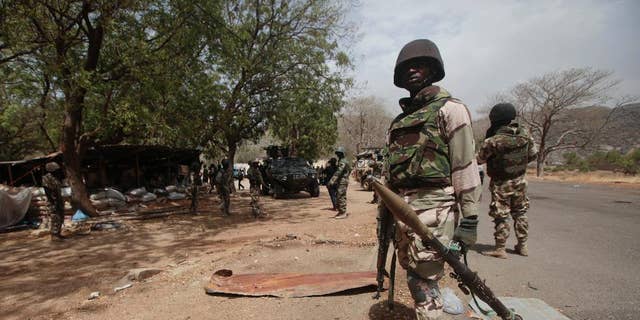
[486,125,530,181]
[386,88,452,189]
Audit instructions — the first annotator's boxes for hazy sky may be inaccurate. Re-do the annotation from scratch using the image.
[346,0,640,116]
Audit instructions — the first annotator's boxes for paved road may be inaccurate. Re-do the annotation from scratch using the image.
[467,180,640,320]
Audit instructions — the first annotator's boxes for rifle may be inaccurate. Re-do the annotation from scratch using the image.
[373,205,395,309]
[370,179,523,320]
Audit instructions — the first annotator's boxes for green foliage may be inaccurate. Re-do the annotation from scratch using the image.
[560,149,639,175]
[193,0,353,161]
[0,0,353,164]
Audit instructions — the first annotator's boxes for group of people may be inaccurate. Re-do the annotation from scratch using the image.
[369,39,538,319]
[39,37,536,320]
[203,159,266,218]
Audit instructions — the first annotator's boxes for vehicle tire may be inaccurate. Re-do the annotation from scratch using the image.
[272,185,283,199]
[310,182,320,197]
[362,179,372,191]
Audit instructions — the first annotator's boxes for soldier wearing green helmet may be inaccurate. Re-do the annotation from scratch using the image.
[328,147,351,219]
[477,103,538,259]
[382,39,482,319]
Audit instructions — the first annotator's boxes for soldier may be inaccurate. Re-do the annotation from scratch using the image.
[369,152,384,204]
[328,147,351,219]
[42,162,65,240]
[247,160,266,218]
[324,158,338,210]
[384,39,481,319]
[477,103,538,259]
[215,159,232,216]
[189,161,201,213]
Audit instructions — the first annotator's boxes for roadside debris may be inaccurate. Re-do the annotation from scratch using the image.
[121,268,164,282]
[114,283,132,292]
[88,291,100,300]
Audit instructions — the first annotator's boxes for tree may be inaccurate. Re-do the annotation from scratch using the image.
[338,96,393,156]
[510,68,636,176]
[1,0,200,215]
[194,0,353,169]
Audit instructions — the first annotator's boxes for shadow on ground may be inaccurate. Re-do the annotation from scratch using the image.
[0,188,335,318]
[368,300,416,320]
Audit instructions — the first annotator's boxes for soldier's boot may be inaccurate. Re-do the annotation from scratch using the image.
[482,243,508,259]
[515,242,528,256]
[334,212,348,219]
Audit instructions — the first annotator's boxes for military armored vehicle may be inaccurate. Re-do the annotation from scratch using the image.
[264,146,320,199]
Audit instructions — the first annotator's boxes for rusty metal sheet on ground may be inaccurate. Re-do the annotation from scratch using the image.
[205,269,382,298]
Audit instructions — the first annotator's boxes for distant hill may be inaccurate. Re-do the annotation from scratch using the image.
[472,103,640,163]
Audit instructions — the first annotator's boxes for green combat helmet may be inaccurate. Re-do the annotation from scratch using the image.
[335,147,346,157]
[393,39,445,87]
[489,103,517,125]
[45,162,60,172]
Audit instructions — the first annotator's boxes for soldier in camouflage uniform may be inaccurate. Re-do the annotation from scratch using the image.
[385,39,482,319]
[215,159,232,216]
[324,158,338,210]
[189,161,201,213]
[247,160,266,218]
[369,152,384,204]
[328,147,351,219]
[42,162,65,240]
[477,103,538,258]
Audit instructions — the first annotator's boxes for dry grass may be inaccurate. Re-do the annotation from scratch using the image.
[527,169,640,187]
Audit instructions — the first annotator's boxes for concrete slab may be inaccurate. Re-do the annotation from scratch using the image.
[469,297,572,320]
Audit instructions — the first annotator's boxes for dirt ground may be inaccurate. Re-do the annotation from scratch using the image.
[1,180,477,320]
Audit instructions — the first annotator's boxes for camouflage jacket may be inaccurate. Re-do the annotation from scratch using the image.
[329,158,351,186]
[247,166,264,187]
[215,169,232,192]
[42,173,64,212]
[385,86,481,218]
[477,122,538,181]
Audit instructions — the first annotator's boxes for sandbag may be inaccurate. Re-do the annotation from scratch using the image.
[90,188,126,202]
[127,187,147,197]
[140,193,157,202]
[167,192,186,200]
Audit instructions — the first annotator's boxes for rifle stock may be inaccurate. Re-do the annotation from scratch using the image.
[371,179,522,320]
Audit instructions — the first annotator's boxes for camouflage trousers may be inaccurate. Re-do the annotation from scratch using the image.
[336,181,348,214]
[249,184,264,218]
[50,210,64,237]
[190,185,199,213]
[489,177,529,245]
[395,205,455,319]
[217,188,230,215]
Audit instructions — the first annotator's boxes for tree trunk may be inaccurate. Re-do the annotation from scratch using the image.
[61,107,98,217]
[227,141,237,193]
[536,152,545,177]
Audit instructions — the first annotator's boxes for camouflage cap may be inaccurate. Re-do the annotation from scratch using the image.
[45,162,60,172]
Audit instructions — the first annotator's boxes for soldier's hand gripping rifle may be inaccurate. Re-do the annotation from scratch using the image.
[370,178,523,320]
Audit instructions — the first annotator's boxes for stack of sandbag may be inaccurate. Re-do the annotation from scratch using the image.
[126,187,158,203]
[29,187,52,228]
[30,187,50,214]
[165,185,187,200]
[90,188,127,209]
